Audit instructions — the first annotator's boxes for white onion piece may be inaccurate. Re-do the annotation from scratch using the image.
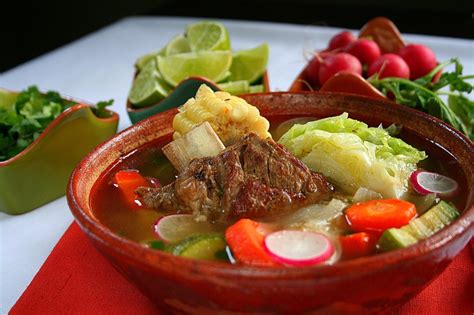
[352,187,383,203]
[281,198,347,227]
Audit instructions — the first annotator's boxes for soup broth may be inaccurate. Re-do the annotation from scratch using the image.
[90,118,465,264]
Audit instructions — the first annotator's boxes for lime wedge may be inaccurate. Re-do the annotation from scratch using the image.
[165,34,191,56]
[249,84,264,93]
[218,71,232,83]
[0,88,18,110]
[229,43,269,83]
[129,59,172,107]
[157,51,232,87]
[135,48,165,71]
[219,80,250,95]
[186,21,231,52]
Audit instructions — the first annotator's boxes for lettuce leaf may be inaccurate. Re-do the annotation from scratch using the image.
[278,113,426,199]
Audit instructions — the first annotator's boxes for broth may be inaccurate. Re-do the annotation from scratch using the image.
[90,118,465,264]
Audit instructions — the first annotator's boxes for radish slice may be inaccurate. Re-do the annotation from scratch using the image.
[264,230,334,266]
[410,170,459,198]
[153,214,215,243]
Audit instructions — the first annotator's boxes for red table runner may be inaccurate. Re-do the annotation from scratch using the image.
[10,223,474,314]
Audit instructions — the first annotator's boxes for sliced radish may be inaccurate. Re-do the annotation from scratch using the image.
[264,230,334,266]
[410,170,459,198]
[153,214,215,243]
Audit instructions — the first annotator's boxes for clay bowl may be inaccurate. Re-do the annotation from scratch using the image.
[68,92,473,314]
[127,72,271,124]
[0,88,119,215]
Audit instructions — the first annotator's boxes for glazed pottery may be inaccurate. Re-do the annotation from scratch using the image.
[68,92,473,314]
[0,91,119,215]
[127,72,271,124]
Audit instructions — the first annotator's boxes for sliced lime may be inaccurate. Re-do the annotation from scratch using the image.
[249,84,264,93]
[165,34,191,56]
[218,70,232,83]
[157,51,232,87]
[135,48,165,71]
[186,21,231,52]
[219,80,250,95]
[229,43,269,83]
[129,59,172,107]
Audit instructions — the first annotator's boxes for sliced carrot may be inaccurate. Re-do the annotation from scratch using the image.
[225,219,278,267]
[345,199,416,232]
[340,232,380,259]
[114,170,150,210]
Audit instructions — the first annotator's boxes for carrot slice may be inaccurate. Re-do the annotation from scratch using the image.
[345,199,416,232]
[114,170,150,209]
[340,232,380,259]
[225,219,278,267]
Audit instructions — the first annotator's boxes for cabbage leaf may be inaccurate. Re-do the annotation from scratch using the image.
[278,113,427,199]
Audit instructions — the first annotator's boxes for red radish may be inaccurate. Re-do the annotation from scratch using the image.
[264,230,334,266]
[305,55,322,87]
[154,214,215,243]
[398,44,437,79]
[344,39,381,66]
[368,54,410,79]
[319,53,362,85]
[328,31,356,50]
[410,170,459,198]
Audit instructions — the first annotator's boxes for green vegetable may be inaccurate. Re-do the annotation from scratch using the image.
[172,234,227,261]
[368,58,473,139]
[378,201,459,251]
[94,99,114,118]
[278,113,426,199]
[0,86,113,161]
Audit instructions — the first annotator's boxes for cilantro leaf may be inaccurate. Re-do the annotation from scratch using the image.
[0,86,116,161]
[369,59,473,140]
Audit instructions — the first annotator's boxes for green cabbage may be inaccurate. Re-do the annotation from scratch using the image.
[278,113,427,199]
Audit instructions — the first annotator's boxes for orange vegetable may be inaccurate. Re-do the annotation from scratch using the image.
[114,170,150,209]
[225,219,278,267]
[340,232,380,259]
[345,199,416,232]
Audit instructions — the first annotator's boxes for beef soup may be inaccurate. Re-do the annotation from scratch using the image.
[90,115,463,266]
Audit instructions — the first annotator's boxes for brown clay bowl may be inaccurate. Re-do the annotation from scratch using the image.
[67,92,473,314]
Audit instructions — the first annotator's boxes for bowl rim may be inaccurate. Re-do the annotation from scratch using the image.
[0,91,119,166]
[68,91,474,280]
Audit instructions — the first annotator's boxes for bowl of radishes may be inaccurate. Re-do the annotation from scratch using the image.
[290,17,473,141]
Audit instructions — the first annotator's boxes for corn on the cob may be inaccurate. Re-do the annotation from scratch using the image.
[172,84,271,145]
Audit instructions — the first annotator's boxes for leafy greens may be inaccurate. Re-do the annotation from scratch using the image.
[0,86,113,161]
[278,113,426,199]
[368,58,473,140]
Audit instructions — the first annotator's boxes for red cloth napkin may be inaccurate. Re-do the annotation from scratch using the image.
[10,223,474,315]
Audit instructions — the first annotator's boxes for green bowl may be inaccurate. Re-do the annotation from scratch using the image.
[0,91,119,215]
[127,73,271,124]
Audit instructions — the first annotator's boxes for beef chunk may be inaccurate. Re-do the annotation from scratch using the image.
[136,133,333,222]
